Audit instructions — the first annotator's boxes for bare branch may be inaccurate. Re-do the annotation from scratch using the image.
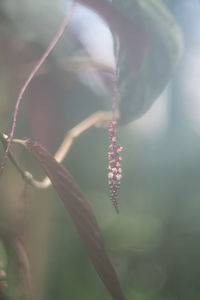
[1,111,114,189]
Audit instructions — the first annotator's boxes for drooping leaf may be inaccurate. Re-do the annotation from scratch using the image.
[25,139,125,300]
[78,0,149,73]
[78,0,183,124]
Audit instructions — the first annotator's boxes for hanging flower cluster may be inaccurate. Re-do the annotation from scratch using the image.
[108,121,123,213]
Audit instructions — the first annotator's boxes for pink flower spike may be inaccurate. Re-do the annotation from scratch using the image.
[107,36,122,214]
[107,118,122,213]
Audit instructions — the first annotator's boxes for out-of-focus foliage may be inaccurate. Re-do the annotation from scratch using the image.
[117,0,183,123]
[0,0,200,300]
[78,0,183,123]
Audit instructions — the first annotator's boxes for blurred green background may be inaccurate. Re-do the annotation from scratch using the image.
[1,0,200,299]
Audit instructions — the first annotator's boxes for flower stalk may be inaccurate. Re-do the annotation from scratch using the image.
[107,36,122,213]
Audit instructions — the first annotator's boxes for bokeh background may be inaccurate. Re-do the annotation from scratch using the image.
[1,0,200,299]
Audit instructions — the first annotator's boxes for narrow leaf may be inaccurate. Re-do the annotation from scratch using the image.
[25,139,125,300]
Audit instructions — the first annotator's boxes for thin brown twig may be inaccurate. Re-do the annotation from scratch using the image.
[0,0,77,178]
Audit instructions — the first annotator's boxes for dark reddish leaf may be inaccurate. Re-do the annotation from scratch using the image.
[78,0,149,71]
[25,139,125,300]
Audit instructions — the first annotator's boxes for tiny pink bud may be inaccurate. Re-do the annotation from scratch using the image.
[112,136,117,142]
[108,172,114,179]
[112,168,117,173]
[117,147,123,153]
[116,174,122,180]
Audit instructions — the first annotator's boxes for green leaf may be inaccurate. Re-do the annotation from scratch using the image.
[79,0,183,124]
[118,0,183,123]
